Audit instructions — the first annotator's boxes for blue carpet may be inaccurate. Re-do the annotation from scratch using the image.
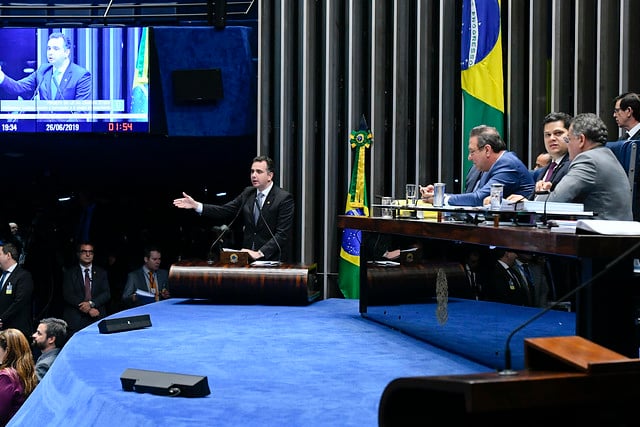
[10,299,490,427]
[365,298,576,370]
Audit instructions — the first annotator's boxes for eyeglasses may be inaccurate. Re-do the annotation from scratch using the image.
[614,107,626,114]
[79,250,94,254]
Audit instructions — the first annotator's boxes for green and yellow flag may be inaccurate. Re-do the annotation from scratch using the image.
[338,116,372,299]
[131,27,149,116]
[461,0,504,175]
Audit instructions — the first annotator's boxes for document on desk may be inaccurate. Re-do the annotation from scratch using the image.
[576,220,640,235]
[135,289,156,304]
[250,261,282,267]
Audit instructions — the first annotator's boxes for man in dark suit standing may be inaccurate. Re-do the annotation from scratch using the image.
[613,92,640,140]
[0,242,34,340]
[0,32,91,102]
[121,245,170,308]
[62,242,110,336]
[173,155,295,262]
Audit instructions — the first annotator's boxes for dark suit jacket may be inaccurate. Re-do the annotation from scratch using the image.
[121,268,169,308]
[202,185,295,262]
[62,265,111,334]
[0,265,33,339]
[1,62,91,101]
[484,262,531,306]
[533,154,570,193]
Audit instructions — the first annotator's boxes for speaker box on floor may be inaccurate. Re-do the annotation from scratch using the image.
[98,314,152,334]
[120,368,211,397]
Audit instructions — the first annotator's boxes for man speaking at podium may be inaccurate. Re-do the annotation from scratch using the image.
[0,32,91,101]
[173,156,295,262]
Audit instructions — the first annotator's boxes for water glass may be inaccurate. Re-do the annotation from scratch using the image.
[381,197,394,218]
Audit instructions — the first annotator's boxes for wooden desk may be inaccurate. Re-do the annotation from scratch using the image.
[379,336,640,425]
[168,260,320,306]
[337,215,640,357]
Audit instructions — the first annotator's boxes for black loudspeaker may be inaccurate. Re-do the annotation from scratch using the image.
[98,314,152,334]
[120,368,211,397]
[172,69,224,104]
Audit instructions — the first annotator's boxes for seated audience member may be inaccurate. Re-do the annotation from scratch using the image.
[484,249,532,306]
[62,242,111,337]
[420,125,534,206]
[122,246,170,308]
[32,318,67,381]
[0,328,38,425]
[546,113,633,220]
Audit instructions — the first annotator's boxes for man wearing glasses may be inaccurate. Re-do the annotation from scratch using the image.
[547,113,632,220]
[613,92,640,140]
[62,242,111,337]
[421,125,534,206]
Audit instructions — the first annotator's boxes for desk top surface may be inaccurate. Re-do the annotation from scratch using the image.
[338,215,640,258]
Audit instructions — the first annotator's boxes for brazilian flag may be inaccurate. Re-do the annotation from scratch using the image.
[461,0,504,175]
[131,27,149,117]
[338,117,372,299]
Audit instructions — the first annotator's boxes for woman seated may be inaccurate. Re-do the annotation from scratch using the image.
[0,329,38,426]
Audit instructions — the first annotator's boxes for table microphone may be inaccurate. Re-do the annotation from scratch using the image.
[499,237,640,376]
[255,197,282,263]
[534,190,551,228]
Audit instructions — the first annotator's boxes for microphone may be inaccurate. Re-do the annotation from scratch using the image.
[255,196,282,263]
[206,193,248,263]
[534,190,551,228]
[499,237,640,376]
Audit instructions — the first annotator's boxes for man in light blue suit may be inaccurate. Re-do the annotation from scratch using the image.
[122,246,170,308]
[421,125,534,206]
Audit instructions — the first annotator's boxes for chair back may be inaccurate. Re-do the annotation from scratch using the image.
[606,139,639,219]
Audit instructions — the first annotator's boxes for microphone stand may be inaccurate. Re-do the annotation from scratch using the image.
[206,194,247,264]
[256,197,282,263]
[499,238,640,376]
[103,0,115,25]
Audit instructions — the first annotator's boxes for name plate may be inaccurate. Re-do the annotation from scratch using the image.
[220,251,249,265]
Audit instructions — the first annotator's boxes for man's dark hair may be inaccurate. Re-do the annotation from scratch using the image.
[40,317,68,349]
[49,32,71,50]
[253,155,275,174]
[570,113,608,145]
[76,241,94,252]
[0,242,19,261]
[543,112,572,129]
[470,125,507,152]
[614,92,640,121]
[144,245,161,258]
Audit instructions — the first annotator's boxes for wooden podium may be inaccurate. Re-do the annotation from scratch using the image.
[168,260,320,306]
[378,336,640,425]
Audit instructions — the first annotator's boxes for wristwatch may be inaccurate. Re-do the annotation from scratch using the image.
[89,301,95,308]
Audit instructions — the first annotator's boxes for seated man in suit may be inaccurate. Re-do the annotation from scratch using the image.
[420,125,534,206]
[32,317,68,380]
[122,245,170,308]
[173,155,295,262]
[547,113,633,220]
[532,112,572,200]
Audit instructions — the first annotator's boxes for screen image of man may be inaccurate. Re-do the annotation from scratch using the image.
[0,32,91,101]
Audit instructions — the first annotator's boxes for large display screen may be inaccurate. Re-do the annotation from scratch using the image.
[0,27,149,133]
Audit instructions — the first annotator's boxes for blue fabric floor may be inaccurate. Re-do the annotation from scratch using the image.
[10,298,491,427]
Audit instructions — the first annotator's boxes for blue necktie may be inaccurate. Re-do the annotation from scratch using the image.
[51,70,61,99]
[254,193,264,224]
[0,271,8,290]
